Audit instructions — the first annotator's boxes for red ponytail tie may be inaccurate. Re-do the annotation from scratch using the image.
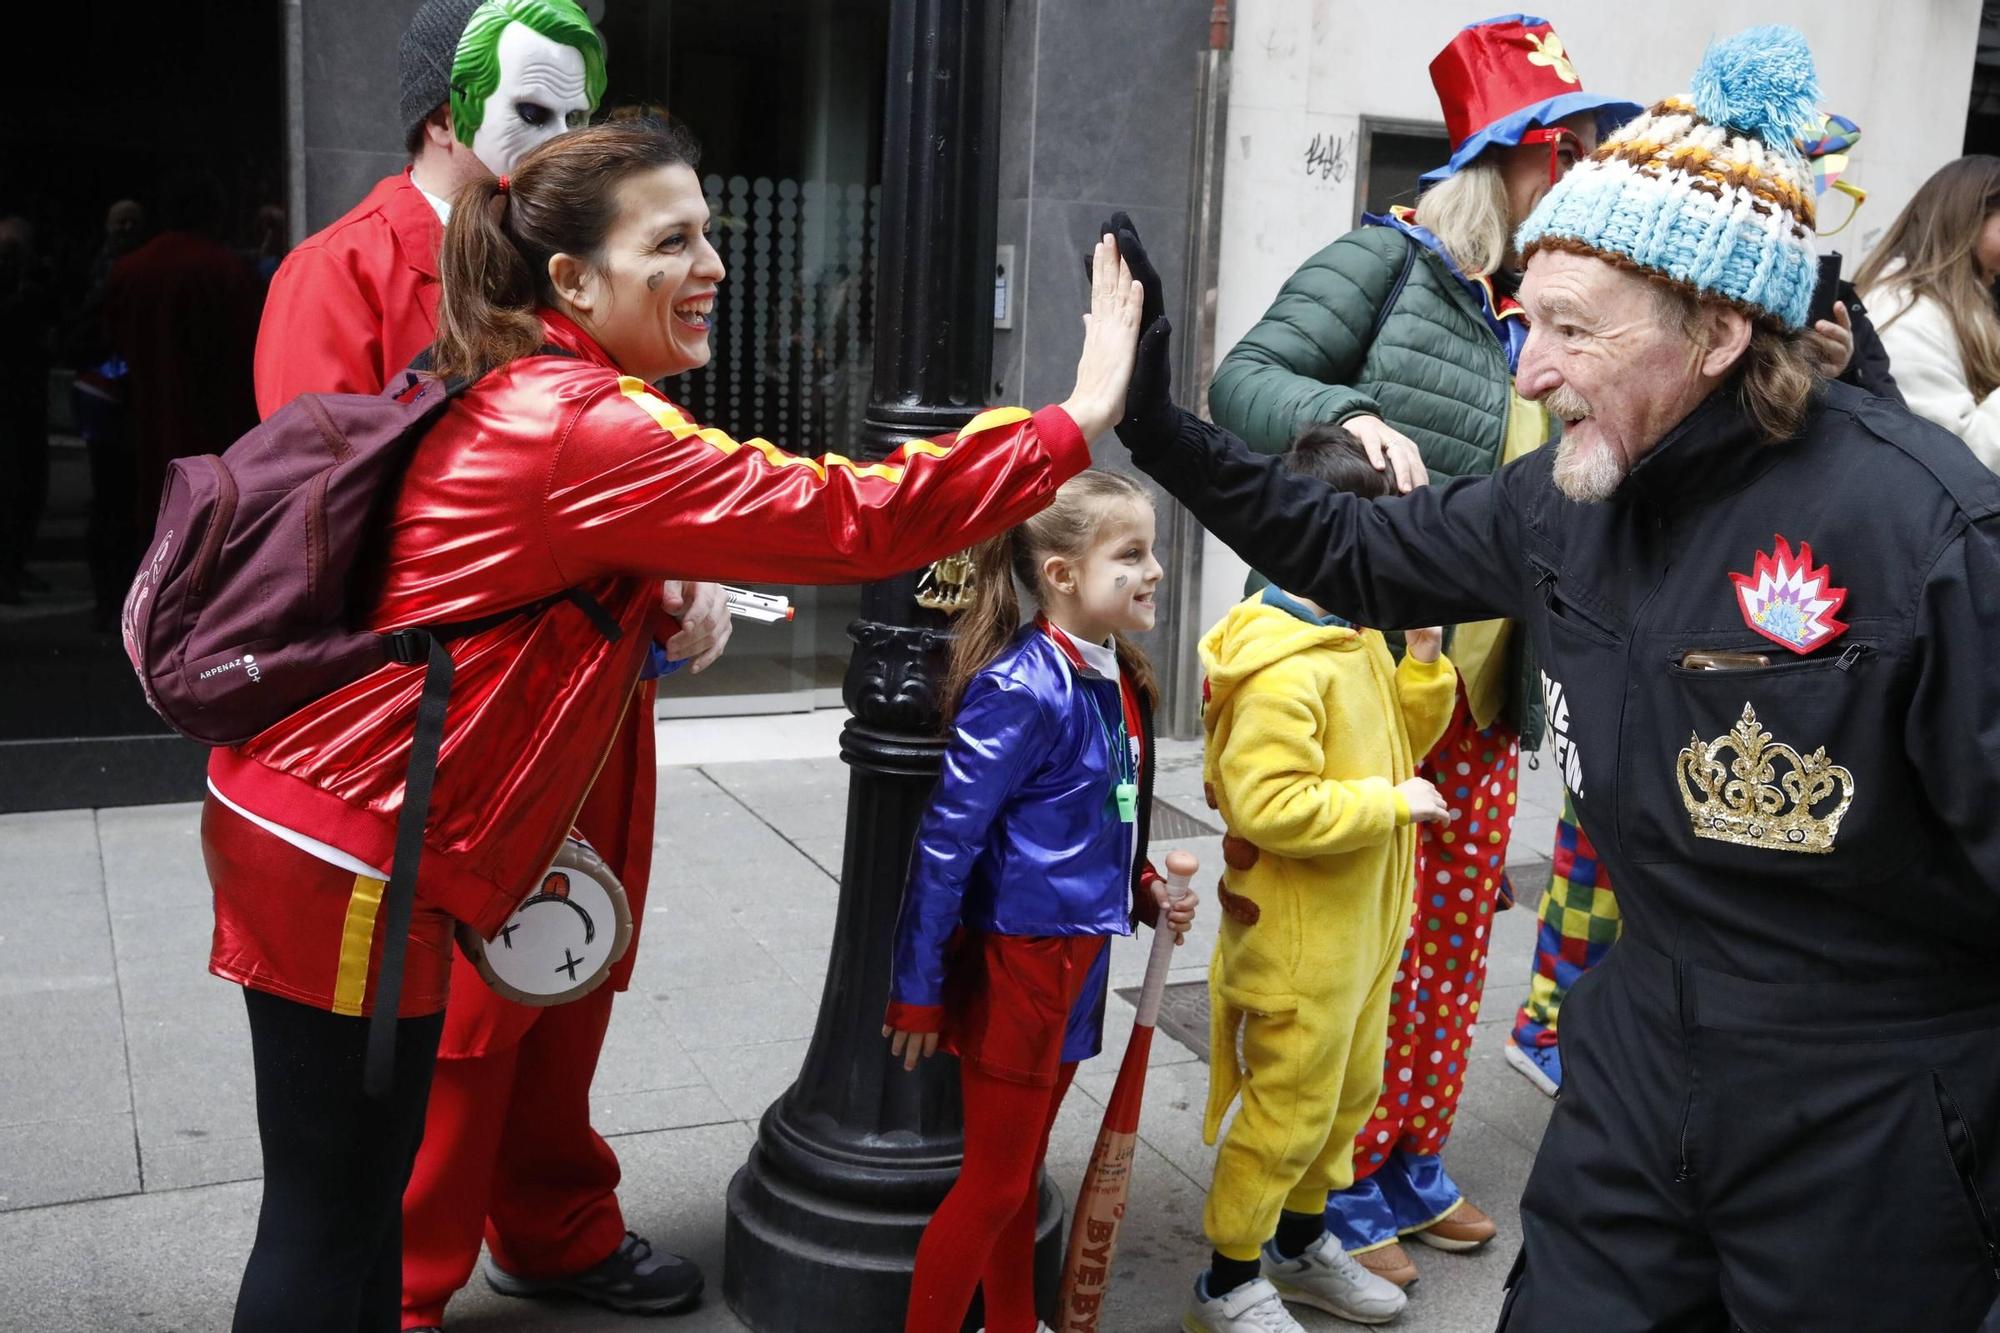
[496,174,510,194]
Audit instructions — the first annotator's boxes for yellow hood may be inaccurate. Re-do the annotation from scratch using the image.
[1199,595,1362,719]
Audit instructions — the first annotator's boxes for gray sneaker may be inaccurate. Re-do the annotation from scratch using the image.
[1183,1274,1308,1332]
[484,1230,703,1315]
[1261,1232,1407,1324]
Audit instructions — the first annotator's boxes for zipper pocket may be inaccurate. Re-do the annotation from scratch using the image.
[1934,1071,2000,1279]
[1533,559,1621,646]
[1664,641,1875,679]
[190,456,238,597]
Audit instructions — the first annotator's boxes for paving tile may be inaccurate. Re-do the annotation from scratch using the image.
[624,919,784,994]
[94,802,208,919]
[768,946,831,993]
[0,984,129,1127]
[0,1113,139,1211]
[141,1133,264,1193]
[0,808,101,903]
[0,890,116,995]
[690,1038,811,1121]
[1456,1023,1558,1156]
[589,1084,738,1139]
[648,977,822,1053]
[589,993,708,1096]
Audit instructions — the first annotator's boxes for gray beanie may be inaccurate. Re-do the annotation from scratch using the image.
[399,0,487,144]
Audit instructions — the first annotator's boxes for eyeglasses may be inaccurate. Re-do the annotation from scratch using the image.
[1817,179,1868,236]
[1520,126,1586,185]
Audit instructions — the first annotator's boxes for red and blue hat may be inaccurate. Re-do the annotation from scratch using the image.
[1421,14,1640,183]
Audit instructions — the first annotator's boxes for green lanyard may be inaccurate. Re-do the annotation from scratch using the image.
[1085,683,1139,824]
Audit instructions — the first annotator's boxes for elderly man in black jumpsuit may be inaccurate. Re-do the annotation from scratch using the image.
[1108,25,2000,1333]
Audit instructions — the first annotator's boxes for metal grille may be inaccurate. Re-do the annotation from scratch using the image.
[1149,796,1219,840]
[1117,980,1211,1062]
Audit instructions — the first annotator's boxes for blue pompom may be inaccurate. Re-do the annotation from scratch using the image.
[1689,25,1820,153]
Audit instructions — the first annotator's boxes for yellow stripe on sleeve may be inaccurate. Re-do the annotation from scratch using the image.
[958,405,1032,438]
[331,873,387,1017]
[615,377,1027,489]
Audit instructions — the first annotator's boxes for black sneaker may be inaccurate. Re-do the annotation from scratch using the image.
[485,1231,703,1315]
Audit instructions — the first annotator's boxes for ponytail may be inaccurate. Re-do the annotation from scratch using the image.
[426,119,705,382]
[1112,633,1160,713]
[433,176,544,380]
[941,527,1025,722]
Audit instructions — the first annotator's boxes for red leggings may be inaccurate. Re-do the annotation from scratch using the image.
[904,1060,1078,1333]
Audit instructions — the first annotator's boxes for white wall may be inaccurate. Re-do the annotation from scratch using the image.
[1198,0,1982,630]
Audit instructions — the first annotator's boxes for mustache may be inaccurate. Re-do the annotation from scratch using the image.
[1543,385,1592,421]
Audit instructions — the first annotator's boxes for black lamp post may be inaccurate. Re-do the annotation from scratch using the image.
[722,3,1063,1328]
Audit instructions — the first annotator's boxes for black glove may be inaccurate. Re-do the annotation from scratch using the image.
[1101,211,1167,332]
[1094,212,1178,449]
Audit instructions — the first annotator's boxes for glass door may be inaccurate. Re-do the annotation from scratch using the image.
[600,0,888,718]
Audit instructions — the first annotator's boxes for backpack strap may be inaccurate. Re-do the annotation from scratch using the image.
[363,629,453,1098]
[1363,229,1420,349]
[362,583,620,1098]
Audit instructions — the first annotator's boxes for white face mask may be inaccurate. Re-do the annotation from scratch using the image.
[468,21,593,177]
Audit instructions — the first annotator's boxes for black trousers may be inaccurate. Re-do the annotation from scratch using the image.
[234,989,445,1333]
[1499,935,2000,1333]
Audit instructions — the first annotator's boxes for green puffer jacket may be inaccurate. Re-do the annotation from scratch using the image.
[1210,222,1547,750]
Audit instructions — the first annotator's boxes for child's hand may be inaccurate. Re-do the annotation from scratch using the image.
[1398,777,1450,824]
[1406,626,1443,663]
[882,1025,941,1071]
[1148,876,1201,945]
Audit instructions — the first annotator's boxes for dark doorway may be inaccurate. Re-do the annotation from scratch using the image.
[0,5,284,809]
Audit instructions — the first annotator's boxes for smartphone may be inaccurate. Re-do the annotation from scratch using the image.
[1680,649,1772,672]
[1808,251,1843,326]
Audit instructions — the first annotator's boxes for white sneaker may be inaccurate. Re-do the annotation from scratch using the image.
[1183,1274,1308,1332]
[1261,1232,1407,1324]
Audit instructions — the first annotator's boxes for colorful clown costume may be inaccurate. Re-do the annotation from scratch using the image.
[1326,693,1518,1256]
[1508,795,1621,1091]
[1195,590,1456,1261]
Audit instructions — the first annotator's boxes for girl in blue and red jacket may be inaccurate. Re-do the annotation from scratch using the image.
[885,469,1201,1333]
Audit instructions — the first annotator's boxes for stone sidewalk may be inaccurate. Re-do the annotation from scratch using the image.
[0,732,1565,1331]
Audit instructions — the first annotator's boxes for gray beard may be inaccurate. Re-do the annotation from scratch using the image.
[1551,433,1627,503]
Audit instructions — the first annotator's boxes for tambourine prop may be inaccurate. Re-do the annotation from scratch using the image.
[457,837,633,1006]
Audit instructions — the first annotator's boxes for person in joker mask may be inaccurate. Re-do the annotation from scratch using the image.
[243,2,724,1327]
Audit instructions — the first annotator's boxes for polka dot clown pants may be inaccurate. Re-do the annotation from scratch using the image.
[1352,692,1518,1178]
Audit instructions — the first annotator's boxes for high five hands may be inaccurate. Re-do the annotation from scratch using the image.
[1058,234,1148,442]
[1098,212,1427,493]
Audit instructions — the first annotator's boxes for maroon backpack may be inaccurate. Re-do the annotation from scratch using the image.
[124,356,616,1094]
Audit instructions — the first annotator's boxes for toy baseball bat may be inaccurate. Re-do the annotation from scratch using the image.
[1056,848,1199,1332]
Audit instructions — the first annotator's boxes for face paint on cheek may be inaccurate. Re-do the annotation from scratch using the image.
[647,271,666,291]
[1113,575,1129,589]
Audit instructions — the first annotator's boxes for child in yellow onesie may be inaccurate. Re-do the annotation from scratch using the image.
[1184,424,1457,1333]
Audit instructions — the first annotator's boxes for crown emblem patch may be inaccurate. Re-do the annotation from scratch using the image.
[1677,703,1854,854]
[1730,536,1848,655]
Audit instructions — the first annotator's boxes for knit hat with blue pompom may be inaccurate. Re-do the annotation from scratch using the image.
[1515,25,1822,330]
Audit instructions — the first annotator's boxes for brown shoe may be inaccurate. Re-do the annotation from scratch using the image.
[1413,1199,1497,1252]
[1354,1239,1419,1287]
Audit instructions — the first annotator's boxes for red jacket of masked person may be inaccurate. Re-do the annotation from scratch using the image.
[211,310,1088,943]
[253,171,443,418]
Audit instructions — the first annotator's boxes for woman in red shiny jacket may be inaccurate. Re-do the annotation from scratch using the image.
[204,119,1146,1331]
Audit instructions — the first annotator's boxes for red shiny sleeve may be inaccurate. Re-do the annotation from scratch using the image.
[543,378,1091,586]
[253,238,388,419]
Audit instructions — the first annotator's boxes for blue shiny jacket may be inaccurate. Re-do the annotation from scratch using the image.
[888,625,1156,1018]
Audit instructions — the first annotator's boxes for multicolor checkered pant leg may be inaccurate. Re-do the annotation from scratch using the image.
[1351,693,1519,1179]
[1511,795,1621,1050]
